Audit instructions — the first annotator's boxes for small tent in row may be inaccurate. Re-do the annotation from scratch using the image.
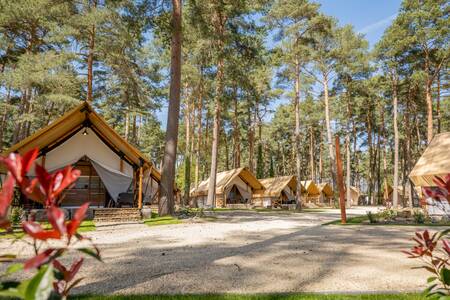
[253,175,299,208]
[1,102,162,209]
[409,132,450,216]
[301,180,321,203]
[190,167,265,208]
[317,182,334,205]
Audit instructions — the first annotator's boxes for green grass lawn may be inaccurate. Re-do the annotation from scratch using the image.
[0,220,96,239]
[323,215,450,226]
[70,293,424,300]
[144,216,182,227]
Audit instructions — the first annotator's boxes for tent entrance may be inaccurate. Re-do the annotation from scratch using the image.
[226,185,249,205]
[62,157,111,208]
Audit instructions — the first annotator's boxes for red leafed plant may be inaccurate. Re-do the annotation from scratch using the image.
[0,149,101,300]
[403,175,450,299]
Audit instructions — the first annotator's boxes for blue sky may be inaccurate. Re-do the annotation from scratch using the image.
[158,0,403,129]
[317,0,402,47]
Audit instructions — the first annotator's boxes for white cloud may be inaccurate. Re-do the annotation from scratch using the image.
[358,13,397,34]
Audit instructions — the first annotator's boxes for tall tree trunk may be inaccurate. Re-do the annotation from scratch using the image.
[392,73,399,208]
[183,90,191,207]
[345,97,351,206]
[87,2,96,103]
[322,74,336,189]
[206,30,225,207]
[159,0,182,216]
[294,59,302,211]
[436,72,441,134]
[233,86,240,168]
[206,62,223,207]
[310,127,315,181]
[195,69,203,188]
[247,102,254,173]
[425,77,433,144]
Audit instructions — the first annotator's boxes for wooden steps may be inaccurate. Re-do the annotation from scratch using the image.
[93,208,142,223]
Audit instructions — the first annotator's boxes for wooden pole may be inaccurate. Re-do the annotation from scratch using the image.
[138,166,143,209]
[335,136,347,224]
[41,154,46,168]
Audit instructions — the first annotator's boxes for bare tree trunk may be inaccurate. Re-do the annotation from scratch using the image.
[195,69,203,188]
[233,86,240,168]
[322,74,336,189]
[345,98,351,206]
[436,72,441,134]
[425,78,433,144]
[392,73,399,208]
[87,7,96,103]
[310,127,315,180]
[159,0,182,216]
[294,59,302,211]
[183,89,191,207]
[248,102,254,173]
[206,44,224,207]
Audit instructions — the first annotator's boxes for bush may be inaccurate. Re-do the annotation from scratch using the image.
[8,206,23,226]
[366,211,378,223]
[378,208,397,221]
[403,229,450,298]
[413,209,425,224]
[0,149,101,299]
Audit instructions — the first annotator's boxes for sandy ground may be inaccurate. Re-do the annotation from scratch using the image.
[0,207,436,294]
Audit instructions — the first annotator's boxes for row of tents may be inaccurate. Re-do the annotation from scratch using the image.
[189,167,360,209]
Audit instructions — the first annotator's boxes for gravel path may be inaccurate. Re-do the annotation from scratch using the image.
[0,208,434,294]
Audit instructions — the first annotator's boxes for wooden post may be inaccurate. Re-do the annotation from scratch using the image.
[41,154,46,168]
[119,159,124,173]
[335,136,347,224]
[138,166,143,209]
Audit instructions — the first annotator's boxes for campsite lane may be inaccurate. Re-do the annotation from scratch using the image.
[0,208,429,294]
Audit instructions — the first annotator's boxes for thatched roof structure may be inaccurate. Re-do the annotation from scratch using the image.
[190,167,264,197]
[409,132,450,187]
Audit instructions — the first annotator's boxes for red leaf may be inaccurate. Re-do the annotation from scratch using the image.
[67,203,89,238]
[24,249,55,270]
[51,166,81,198]
[0,174,15,218]
[35,164,52,199]
[22,222,61,240]
[21,149,39,178]
[47,206,66,236]
[67,258,83,282]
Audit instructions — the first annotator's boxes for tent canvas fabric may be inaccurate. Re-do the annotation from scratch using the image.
[190,167,264,207]
[2,101,162,205]
[317,183,333,197]
[409,132,450,187]
[255,176,298,198]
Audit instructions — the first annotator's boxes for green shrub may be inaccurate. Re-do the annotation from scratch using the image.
[366,211,378,223]
[379,208,397,221]
[413,209,425,224]
[9,206,23,226]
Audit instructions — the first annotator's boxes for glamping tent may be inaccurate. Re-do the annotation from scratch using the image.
[317,182,334,206]
[346,186,360,207]
[1,102,161,209]
[301,180,321,203]
[253,175,300,208]
[409,132,450,216]
[190,167,265,208]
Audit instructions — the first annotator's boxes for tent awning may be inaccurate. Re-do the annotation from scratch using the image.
[409,132,450,187]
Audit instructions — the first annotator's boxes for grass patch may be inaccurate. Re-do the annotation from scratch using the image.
[0,220,96,239]
[323,215,450,226]
[144,216,182,227]
[70,293,424,300]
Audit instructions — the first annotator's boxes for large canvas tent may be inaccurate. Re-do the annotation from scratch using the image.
[253,176,300,208]
[317,182,334,205]
[301,180,321,203]
[409,132,450,187]
[1,102,161,209]
[409,132,450,216]
[190,167,265,208]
